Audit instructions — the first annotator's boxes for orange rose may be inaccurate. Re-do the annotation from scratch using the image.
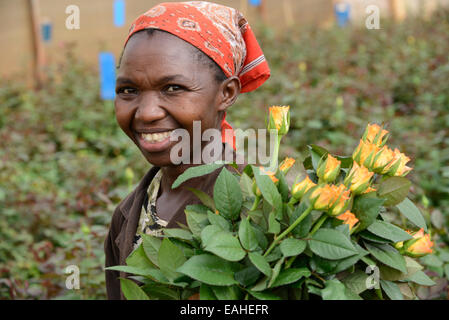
[310,184,350,215]
[383,148,413,177]
[403,229,434,258]
[317,154,341,183]
[363,123,389,147]
[291,176,316,200]
[371,145,396,174]
[328,184,351,216]
[344,161,374,195]
[268,106,290,135]
[279,157,296,175]
[352,139,379,168]
[336,210,359,230]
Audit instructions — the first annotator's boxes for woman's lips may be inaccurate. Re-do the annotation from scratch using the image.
[136,130,175,153]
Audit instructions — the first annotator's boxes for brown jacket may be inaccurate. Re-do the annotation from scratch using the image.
[104,166,159,300]
[104,164,237,299]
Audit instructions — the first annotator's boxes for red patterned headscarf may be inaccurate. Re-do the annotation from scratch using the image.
[124,1,270,149]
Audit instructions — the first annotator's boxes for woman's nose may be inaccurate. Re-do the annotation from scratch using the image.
[134,91,166,123]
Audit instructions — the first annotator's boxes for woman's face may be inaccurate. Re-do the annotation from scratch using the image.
[115,31,230,167]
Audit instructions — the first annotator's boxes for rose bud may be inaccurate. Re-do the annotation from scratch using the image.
[291,176,316,201]
[362,123,389,147]
[343,161,374,195]
[317,154,341,183]
[268,106,290,136]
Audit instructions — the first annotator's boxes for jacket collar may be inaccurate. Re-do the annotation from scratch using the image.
[118,166,160,219]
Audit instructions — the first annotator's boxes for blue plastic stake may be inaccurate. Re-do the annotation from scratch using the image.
[113,0,126,27]
[41,21,52,43]
[249,0,261,7]
[335,2,351,27]
[99,52,116,100]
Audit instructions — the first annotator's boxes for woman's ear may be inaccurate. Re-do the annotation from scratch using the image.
[217,76,241,112]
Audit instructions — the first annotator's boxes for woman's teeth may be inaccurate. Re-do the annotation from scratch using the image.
[141,131,173,143]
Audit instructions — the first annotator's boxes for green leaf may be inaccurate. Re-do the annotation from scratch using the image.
[252,166,283,216]
[250,276,269,292]
[420,254,443,268]
[185,209,209,237]
[172,163,224,189]
[186,187,215,211]
[213,168,243,221]
[277,172,290,202]
[310,255,339,274]
[405,270,436,286]
[290,202,313,237]
[207,211,231,231]
[212,285,242,300]
[142,284,180,300]
[321,279,362,300]
[367,220,413,242]
[163,228,193,241]
[308,228,358,260]
[268,211,280,234]
[268,257,285,288]
[270,268,311,288]
[126,243,156,269]
[377,176,411,206]
[200,284,217,300]
[177,254,239,286]
[141,234,161,267]
[204,230,246,262]
[252,224,268,250]
[342,270,370,294]
[380,280,403,300]
[308,145,326,170]
[158,238,186,281]
[185,204,209,215]
[201,225,223,247]
[334,243,369,274]
[265,246,282,263]
[238,218,259,251]
[365,243,407,273]
[240,173,255,199]
[359,230,391,244]
[248,252,272,277]
[120,278,150,300]
[352,194,385,231]
[106,265,166,281]
[396,198,427,232]
[235,266,261,287]
[379,256,423,281]
[308,144,352,168]
[248,290,282,300]
[280,238,307,257]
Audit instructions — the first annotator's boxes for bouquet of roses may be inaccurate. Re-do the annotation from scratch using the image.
[108,106,435,300]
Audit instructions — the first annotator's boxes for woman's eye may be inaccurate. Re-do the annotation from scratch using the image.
[165,85,183,93]
[117,87,137,95]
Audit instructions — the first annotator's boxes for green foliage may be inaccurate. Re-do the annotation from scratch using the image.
[0,48,148,299]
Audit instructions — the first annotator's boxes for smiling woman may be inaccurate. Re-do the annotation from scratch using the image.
[104,1,270,300]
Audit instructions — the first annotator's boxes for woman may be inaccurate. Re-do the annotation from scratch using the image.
[104,1,270,299]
